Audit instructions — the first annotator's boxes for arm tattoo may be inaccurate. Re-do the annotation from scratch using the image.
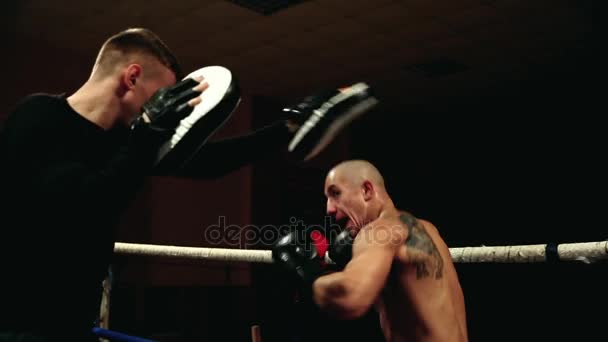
[400,212,444,279]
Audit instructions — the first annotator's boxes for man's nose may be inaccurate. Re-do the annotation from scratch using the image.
[326,199,337,216]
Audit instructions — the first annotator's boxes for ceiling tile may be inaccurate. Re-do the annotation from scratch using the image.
[318,0,397,17]
[353,3,435,36]
[264,1,336,31]
[273,29,337,53]
[399,0,488,17]
[4,0,592,108]
[435,4,505,34]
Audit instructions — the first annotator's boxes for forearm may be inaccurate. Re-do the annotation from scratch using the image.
[174,120,291,179]
[313,272,365,319]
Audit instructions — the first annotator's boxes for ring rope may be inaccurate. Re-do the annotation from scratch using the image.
[114,240,608,264]
[102,240,606,331]
[115,243,273,263]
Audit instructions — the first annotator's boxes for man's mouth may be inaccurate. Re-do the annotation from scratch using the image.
[335,216,349,230]
[335,216,359,232]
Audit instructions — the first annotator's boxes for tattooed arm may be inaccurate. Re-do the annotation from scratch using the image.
[399,211,444,279]
[312,220,406,319]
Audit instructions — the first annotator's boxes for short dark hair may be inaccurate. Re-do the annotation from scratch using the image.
[94,28,183,79]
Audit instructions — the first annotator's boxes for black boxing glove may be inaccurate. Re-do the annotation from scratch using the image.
[272,228,329,285]
[327,229,355,269]
[131,77,202,143]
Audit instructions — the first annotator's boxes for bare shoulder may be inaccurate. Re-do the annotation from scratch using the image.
[395,211,446,279]
[397,211,441,238]
[417,218,443,240]
[418,218,438,231]
[354,217,407,252]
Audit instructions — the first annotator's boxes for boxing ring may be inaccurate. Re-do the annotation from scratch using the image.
[93,240,606,341]
[113,240,607,264]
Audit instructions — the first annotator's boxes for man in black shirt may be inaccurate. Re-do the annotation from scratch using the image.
[0,28,376,341]
[0,27,208,341]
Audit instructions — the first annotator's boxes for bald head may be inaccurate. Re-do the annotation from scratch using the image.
[326,160,386,193]
[324,160,391,228]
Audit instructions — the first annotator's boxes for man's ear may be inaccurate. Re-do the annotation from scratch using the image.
[362,180,374,201]
[123,64,142,89]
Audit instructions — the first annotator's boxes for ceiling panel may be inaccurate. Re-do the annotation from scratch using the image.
[318,0,397,17]
[3,0,593,108]
[353,3,436,36]
[398,0,489,17]
[435,4,504,34]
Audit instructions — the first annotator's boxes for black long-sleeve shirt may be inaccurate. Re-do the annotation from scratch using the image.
[0,93,290,340]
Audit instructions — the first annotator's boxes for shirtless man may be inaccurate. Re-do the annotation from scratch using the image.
[273,160,468,342]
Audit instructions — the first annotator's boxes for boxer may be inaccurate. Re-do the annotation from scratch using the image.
[273,160,468,342]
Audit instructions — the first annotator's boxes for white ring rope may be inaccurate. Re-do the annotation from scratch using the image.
[102,240,606,326]
[114,240,608,264]
[115,243,274,263]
